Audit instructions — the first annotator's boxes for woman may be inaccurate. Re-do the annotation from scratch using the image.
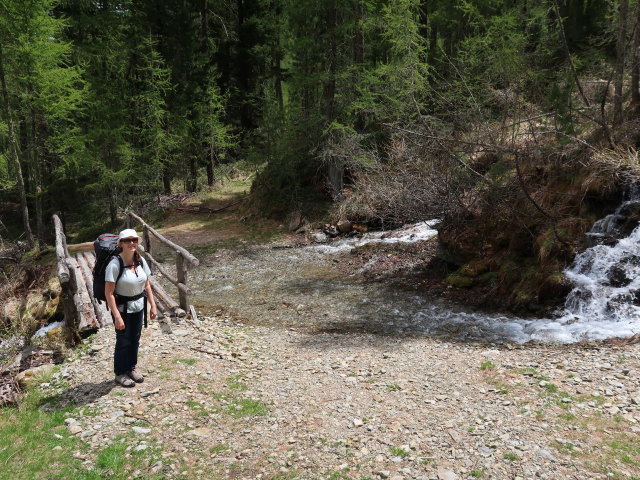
[105,228,157,387]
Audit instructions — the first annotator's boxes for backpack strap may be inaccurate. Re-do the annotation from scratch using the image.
[115,255,126,284]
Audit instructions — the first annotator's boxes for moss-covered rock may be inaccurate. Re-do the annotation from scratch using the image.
[447,273,474,288]
[538,272,572,304]
[459,260,490,277]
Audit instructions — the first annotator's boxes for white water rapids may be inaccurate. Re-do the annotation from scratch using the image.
[307,210,640,343]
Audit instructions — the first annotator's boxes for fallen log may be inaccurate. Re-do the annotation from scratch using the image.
[76,253,111,328]
[53,215,70,285]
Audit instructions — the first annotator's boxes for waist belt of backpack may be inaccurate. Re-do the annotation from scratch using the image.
[116,292,148,328]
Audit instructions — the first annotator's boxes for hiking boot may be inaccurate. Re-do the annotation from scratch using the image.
[115,374,135,388]
[128,368,144,383]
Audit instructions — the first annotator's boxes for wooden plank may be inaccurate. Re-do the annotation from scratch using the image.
[154,295,172,320]
[66,256,98,332]
[75,253,111,328]
[127,211,199,267]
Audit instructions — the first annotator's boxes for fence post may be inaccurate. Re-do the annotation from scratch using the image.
[125,212,131,229]
[176,251,189,311]
[143,225,151,255]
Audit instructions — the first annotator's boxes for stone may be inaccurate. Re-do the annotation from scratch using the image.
[69,425,83,435]
[377,471,390,479]
[536,449,556,463]
[287,212,303,232]
[132,427,151,435]
[16,364,55,389]
[337,220,353,234]
[140,388,161,398]
[311,233,328,244]
[436,467,457,480]
[187,427,212,438]
[1,298,21,322]
[353,418,364,427]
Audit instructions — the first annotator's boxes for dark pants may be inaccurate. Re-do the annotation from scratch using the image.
[114,309,143,376]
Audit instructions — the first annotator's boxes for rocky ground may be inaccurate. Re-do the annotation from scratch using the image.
[35,305,640,480]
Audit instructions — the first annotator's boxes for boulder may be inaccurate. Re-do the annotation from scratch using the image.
[459,260,489,277]
[15,363,55,389]
[311,233,328,244]
[1,298,21,322]
[22,292,46,327]
[337,220,353,234]
[287,212,303,232]
[45,277,62,298]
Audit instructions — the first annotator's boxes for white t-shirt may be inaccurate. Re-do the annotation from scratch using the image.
[105,255,151,313]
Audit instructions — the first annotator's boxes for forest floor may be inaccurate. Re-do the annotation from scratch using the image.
[5,191,640,480]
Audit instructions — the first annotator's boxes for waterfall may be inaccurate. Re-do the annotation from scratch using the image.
[560,193,640,325]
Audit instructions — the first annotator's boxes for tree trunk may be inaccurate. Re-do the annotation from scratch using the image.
[0,44,34,248]
[631,3,640,113]
[188,157,198,192]
[206,154,215,186]
[323,2,337,121]
[30,100,44,243]
[353,1,365,131]
[614,0,629,126]
[109,187,117,229]
[163,169,172,194]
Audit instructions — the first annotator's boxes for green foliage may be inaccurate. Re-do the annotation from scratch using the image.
[480,360,495,370]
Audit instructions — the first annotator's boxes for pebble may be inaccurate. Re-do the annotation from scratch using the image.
[132,427,151,435]
[436,467,457,480]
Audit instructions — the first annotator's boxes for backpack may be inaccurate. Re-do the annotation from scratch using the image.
[92,233,123,303]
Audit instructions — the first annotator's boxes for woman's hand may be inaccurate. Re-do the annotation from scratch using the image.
[150,305,157,320]
[114,316,125,330]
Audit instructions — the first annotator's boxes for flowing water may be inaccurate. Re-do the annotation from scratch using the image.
[185,209,640,344]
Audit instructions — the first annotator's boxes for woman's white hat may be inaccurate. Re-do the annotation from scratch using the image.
[118,228,140,241]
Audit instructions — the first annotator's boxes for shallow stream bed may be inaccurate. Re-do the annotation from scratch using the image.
[155,221,640,344]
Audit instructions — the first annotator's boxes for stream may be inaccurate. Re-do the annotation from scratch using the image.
[182,218,640,345]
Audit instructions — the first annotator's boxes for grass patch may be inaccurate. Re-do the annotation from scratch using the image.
[0,383,168,479]
[470,471,485,478]
[226,375,248,391]
[514,367,538,375]
[227,398,268,418]
[503,452,518,461]
[480,360,496,370]
[209,444,231,454]
[389,446,410,458]
[174,358,197,366]
[386,384,402,391]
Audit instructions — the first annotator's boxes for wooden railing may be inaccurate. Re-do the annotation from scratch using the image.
[125,211,200,316]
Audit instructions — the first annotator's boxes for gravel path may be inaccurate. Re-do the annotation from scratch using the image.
[45,308,640,480]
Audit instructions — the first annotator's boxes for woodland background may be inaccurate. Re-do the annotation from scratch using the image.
[0,0,638,255]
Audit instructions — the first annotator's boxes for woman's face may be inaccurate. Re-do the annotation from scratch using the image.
[120,237,138,253]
